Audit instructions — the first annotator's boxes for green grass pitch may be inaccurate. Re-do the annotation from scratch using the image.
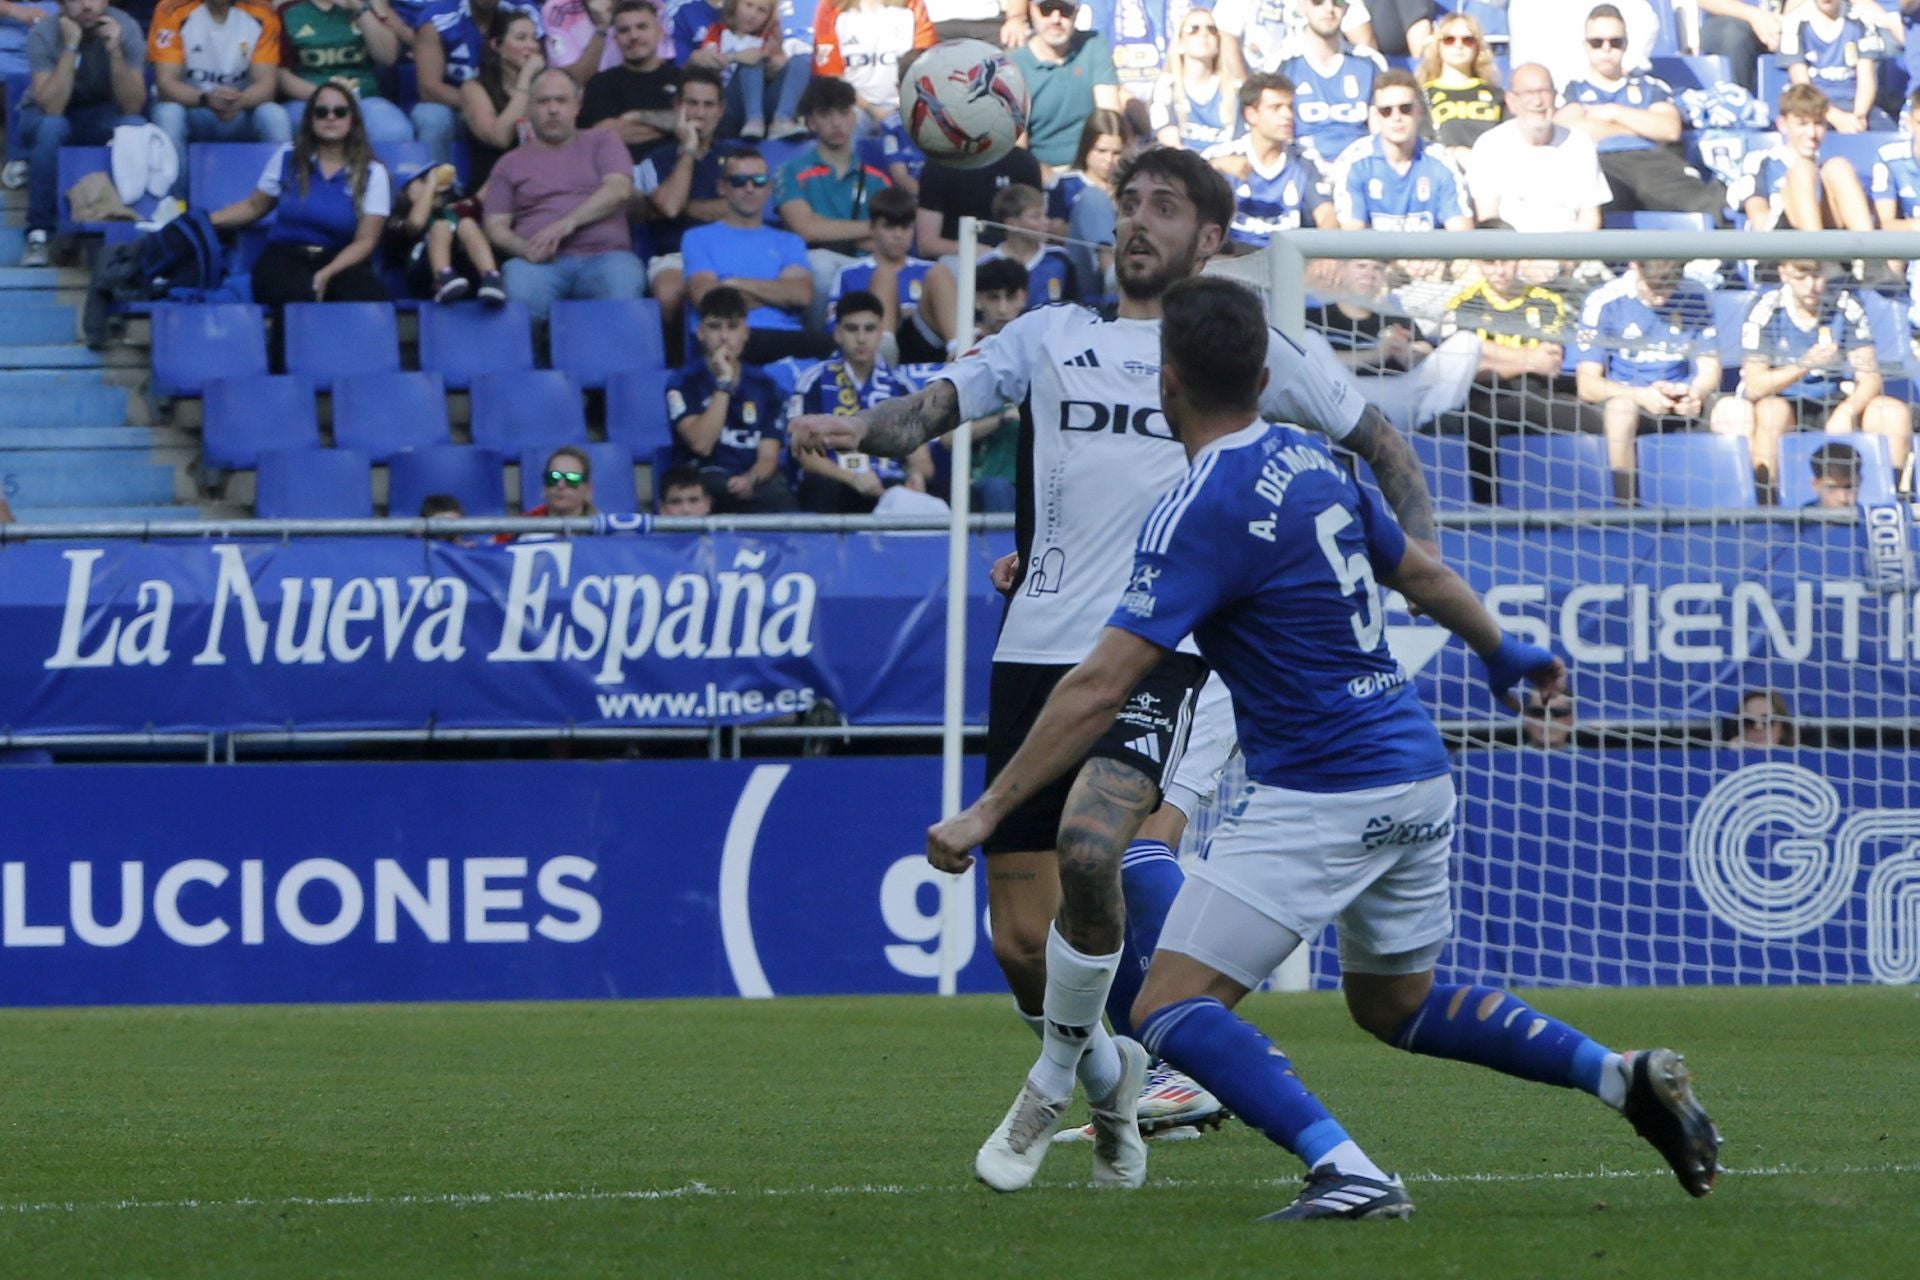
[1,986,1915,1279]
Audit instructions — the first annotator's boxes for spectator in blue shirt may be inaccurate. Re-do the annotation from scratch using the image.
[1011,0,1119,170]
[666,284,799,511]
[1206,71,1335,249]
[1334,70,1471,233]
[790,291,931,511]
[683,145,826,361]
[1783,0,1889,132]
[1046,108,1123,303]
[1698,0,1782,95]
[1558,4,1726,219]
[1870,88,1920,339]
[1149,5,1240,154]
[1726,259,1910,494]
[1729,81,1875,232]
[1277,0,1384,165]
[1574,259,1728,501]
[828,183,933,362]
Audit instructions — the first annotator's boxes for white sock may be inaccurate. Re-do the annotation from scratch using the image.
[1321,1139,1390,1184]
[1027,923,1122,1101]
[1597,1052,1629,1111]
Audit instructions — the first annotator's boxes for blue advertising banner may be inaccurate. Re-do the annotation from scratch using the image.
[0,533,1011,733]
[1,750,1914,1007]
[0,520,1915,737]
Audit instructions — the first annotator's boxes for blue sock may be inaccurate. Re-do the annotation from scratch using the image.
[1392,984,1614,1097]
[1105,841,1184,1038]
[1138,997,1350,1170]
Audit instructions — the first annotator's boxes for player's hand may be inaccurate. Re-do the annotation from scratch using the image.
[789,413,865,456]
[990,550,1020,595]
[926,806,991,874]
[1480,633,1565,712]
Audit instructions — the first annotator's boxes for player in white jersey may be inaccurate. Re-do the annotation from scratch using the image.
[933,277,1721,1219]
[791,147,1442,1193]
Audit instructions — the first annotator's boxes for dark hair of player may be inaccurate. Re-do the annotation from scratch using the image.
[835,289,885,323]
[699,285,749,322]
[798,75,858,119]
[1239,72,1295,112]
[1161,277,1268,414]
[868,184,917,226]
[1111,146,1237,243]
[975,255,1030,298]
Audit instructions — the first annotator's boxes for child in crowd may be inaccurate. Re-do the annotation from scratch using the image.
[666,286,798,511]
[702,0,804,139]
[829,185,933,364]
[395,163,507,304]
[922,256,1028,513]
[916,184,1077,355]
[791,290,931,512]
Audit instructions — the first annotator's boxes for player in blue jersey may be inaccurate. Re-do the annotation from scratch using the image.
[929,276,1723,1219]
[1574,259,1734,500]
[1726,259,1911,491]
[1207,73,1335,247]
[1333,71,1472,233]
[791,291,932,511]
[1783,0,1889,132]
[1277,0,1384,165]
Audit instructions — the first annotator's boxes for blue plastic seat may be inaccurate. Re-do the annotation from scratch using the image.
[187,141,284,216]
[58,146,157,234]
[387,445,508,517]
[284,302,400,391]
[649,444,677,511]
[1819,131,1904,187]
[332,371,453,462]
[519,442,639,513]
[417,301,534,390]
[1410,433,1475,509]
[254,447,373,517]
[373,140,434,185]
[1497,435,1615,510]
[469,370,588,451]
[1757,55,1794,113]
[1601,210,1711,232]
[1854,289,1911,375]
[548,298,667,388]
[606,367,677,453]
[1711,289,1756,373]
[202,375,318,469]
[1637,435,1756,508]
[1649,55,1732,95]
[151,302,269,397]
[1777,432,1897,506]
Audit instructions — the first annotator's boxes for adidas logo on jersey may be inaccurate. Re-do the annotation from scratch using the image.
[1125,735,1162,764]
[1063,349,1101,368]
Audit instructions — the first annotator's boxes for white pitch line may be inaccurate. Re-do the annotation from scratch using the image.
[1,1163,1914,1217]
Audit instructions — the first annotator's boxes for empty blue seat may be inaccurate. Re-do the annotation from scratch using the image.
[1757,55,1794,114]
[151,302,269,397]
[387,445,508,517]
[606,368,676,453]
[417,301,534,390]
[548,298,667,388]
[255,447,373,517]
[202,375,318,469]
[1778,432,1897,506]
[284,302,400,390]
[519,442,639,513]
[1498,435,1614,510]
[188,141,284,216]
[1637,435,1756,508]
[1649,55,1732,94]
[1410,433,1475,509]
[469,370,588,451]
[1854,289,1910,374]
[332,371,452,461]
[373,141,434,185]
[58,146,157,234]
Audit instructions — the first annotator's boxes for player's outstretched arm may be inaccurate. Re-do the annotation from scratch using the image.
[1383,540,1566,709]
[1343,405,1438,548]
[925,627,1165,873]
[789,380,962,459]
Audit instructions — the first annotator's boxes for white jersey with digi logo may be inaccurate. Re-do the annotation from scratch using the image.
[937,302,1366,665]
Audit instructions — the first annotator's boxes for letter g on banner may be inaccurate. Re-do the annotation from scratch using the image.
[1686,763,1856,939]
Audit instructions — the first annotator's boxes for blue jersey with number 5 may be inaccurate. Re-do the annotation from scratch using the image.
[1107,420,1447,791]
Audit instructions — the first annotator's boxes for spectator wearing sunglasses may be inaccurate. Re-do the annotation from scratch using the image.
[1333,70,1471,234]
[480,67,642,322]
[667,284,799,512]
[1416,10,1503,174]
[1558,4,1726,220]
[684,145,823,361]
[1507,0,1655,95]
[1727,689,1795,749]
[494,446,595,543]
[1212,0,1373,80]
[1150,6,1241,154]
[1010,0,1118,171]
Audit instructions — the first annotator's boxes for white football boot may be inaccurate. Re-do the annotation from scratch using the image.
[1088,1036,1151,1188]
[975,1080,1073,1192]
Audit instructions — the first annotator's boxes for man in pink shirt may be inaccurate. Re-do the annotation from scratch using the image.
[481,66,641,320]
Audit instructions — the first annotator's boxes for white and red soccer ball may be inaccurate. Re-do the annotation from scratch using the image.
[905,39,1030,170]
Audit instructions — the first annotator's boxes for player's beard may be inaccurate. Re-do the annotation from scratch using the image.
[1116,229,1204,303]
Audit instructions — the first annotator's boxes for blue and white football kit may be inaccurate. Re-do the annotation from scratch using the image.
[1278,47,1378,164]
[1335,136,1466,232]
[1208,138,1330,246]
[1575,275,1717,390]
[1740,284,1876,409]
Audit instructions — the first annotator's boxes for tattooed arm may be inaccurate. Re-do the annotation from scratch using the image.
[925,627,1165,873]
[788,379,963,459]
[1342,404,1438,549]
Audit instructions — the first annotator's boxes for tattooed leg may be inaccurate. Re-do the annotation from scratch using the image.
[1055,756,1161,956]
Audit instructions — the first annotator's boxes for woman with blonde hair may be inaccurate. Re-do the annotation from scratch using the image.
[1418,9,1504,170]
[1150,7,1241,153]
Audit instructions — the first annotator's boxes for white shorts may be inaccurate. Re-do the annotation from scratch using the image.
[1163,672,1235,819]
[1159,773,1457,982]
[647,251,683,285]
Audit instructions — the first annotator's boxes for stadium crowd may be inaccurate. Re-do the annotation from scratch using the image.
[7,0,1920,509]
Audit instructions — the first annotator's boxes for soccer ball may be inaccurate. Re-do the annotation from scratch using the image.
[904,39,1029,171]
